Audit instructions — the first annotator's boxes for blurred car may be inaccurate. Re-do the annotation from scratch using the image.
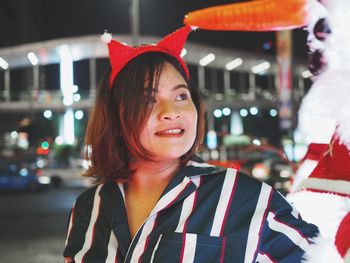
[208,144,295,195]
[38,157,95,188]
[251,156,294,195]
[0,162,51,191]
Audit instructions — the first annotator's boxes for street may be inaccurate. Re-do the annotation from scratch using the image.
[0,187,87,263]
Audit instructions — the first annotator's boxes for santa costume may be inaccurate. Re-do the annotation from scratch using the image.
[287,131,350,262]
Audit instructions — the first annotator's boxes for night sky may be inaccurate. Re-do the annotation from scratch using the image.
[0,0,309,59]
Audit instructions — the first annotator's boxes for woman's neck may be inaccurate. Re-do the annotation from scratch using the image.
[127,158,181,192]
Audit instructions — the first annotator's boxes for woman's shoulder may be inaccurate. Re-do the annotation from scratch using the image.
[72,184,101,209]
[74,181,125,208]
[188,156,262,183]
[187,157,266,194]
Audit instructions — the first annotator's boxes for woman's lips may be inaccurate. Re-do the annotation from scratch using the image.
[155,128,185,136]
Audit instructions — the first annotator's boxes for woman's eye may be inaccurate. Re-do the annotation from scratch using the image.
[176,93,188,101]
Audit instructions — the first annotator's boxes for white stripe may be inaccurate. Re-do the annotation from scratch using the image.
[267,212,310,251]
[74,185,103,263]
[210,168,237,237]
[117,182,125,201]
[65,200,76,246]
[129,213,158,262]
[278,191,299,219]
[186,160,214,167]
[290,203,300,219]
[150,234,162,263]
[105,231,118,263]
[129,177,194,262]
[175,177,201,233]
[244,183,272,263]
[256,252,274,263]
[150,176,193,216]
[182,233,197,263]
[299,178,350,195]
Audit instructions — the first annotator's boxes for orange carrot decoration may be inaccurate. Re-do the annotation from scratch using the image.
[184,0,308,31]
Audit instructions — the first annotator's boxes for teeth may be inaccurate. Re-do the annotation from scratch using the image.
[158,129,182,135]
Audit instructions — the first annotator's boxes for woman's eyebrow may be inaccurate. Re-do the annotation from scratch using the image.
[173,84,189,91]
[150,84,188,96]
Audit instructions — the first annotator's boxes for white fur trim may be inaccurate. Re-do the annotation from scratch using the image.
[344,249,350,263]
[287,191,350,239]
[302,235,343,263]
[101,32,112,44]
[290,159,318,193]
[298,178,350,195]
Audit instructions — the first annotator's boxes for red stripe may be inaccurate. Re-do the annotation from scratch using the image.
[115,249,118,263]
[253,187,273,261]
[115,248,122,263]
[138,212,161,263]
[164,181,193,210]
[219,172,238,236]
[82,200,102,263]
[138,181,193,263]
[220,237,227,263]
[183,177,202,233]
[258,252,276,263]
[179,232,187,263]
[265,253,276,263]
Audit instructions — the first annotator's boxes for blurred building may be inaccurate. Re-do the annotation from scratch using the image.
[0,34,312,159]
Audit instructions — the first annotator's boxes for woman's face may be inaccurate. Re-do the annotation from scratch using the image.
[139,62,198,161]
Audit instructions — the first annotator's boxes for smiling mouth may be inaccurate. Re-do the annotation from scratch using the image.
[155,129,185,136]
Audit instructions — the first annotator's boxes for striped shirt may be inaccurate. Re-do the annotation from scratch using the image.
[64,158,318,263]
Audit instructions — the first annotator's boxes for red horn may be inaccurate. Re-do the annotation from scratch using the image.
[157,25,193,56]
[107,39,136,87]
[103,26,193,88]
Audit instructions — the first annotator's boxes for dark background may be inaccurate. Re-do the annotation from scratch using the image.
[0,0,311,149]
[0,0,309,58]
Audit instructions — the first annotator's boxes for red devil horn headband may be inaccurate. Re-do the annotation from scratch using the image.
[101,26,194,88]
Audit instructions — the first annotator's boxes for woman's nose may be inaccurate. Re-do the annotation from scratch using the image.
[158,102,181,121]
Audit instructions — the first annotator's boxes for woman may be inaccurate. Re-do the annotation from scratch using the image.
[64,26,318,263]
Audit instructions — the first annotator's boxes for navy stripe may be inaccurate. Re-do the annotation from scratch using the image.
[258,190,318,261]
[100,182,131,258]
[82,201,110,263]
[117,248,123,262]
[193,235,224,263]
[150,232,184,263]
[259,228,307,261]
[63,186,98,259]
[138,178,196,262]
[269,191,319,239]
[139,200,184,262]
[223,173,262,262]
[185,166,221,178]
[186,172,226,235]
[124,221,144,262]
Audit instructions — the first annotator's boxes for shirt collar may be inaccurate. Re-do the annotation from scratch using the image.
[98,155,226,256]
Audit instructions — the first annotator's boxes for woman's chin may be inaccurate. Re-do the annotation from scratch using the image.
[151,151,187,162]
